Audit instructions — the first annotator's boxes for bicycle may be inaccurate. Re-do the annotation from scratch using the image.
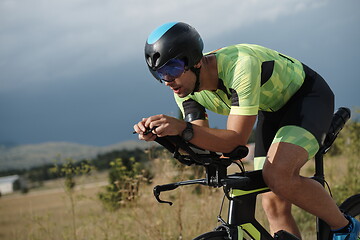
[150,107,360,240]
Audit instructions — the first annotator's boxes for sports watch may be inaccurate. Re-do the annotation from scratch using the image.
[181,122,194,141]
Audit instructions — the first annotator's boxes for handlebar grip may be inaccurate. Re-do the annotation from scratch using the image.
[327,107,351,138]
[154,183,179,192]
[322,107,351,151]
[223,145,249,159]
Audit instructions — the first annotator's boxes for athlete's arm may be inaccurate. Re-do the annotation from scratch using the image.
[189,114,256,153]
[191,119,209,128]
[137,114,256,153]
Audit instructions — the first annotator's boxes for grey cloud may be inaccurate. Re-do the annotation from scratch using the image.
[1,0,325,90]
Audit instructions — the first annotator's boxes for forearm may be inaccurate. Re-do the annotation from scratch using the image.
[189,125,246,153]
[189,115,256,153]
[134,114,256,153]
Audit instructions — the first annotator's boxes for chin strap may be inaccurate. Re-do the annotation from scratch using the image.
[190,66,201,95]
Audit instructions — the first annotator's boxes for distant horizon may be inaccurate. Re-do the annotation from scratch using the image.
[1,107,359,148]
[0,139,155,171]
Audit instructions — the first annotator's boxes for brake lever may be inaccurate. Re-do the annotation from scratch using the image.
[153,183,179,206]
[153,179,208,205]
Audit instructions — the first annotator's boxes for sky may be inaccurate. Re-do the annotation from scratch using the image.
[1,0,359,147]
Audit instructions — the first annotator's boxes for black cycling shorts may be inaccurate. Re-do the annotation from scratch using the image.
[254,64,334,169]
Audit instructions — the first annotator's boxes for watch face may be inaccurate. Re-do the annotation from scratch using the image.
[182,122,194,141]
[183,129,193,141]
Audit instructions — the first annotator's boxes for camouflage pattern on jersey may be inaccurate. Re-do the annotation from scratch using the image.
[175,44,306,117]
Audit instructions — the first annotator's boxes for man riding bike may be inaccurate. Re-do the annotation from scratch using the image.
[133,21,360,240]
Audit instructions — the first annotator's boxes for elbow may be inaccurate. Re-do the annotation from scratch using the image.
[222,143,243,154]
[222,134,248,153]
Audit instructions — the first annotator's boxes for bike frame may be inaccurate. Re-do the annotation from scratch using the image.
[222,152,332,240]
[226,170,272,239]
[152,107,352,240]
[314,151,332,240]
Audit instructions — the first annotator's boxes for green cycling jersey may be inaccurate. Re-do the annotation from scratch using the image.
[175,44,306,117]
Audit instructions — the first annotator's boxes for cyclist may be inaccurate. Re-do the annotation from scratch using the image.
[133,22,360,239]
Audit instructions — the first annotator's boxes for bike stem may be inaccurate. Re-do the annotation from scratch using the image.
[153,159,241,206]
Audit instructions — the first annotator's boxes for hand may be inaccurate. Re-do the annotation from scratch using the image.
[133,114,186,141]
[133,118,157,141]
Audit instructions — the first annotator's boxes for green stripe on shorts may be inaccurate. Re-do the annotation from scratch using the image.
[272,125,319,159]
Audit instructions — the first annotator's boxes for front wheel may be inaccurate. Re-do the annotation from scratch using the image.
[192,230,228,240]
[339,194,360,221]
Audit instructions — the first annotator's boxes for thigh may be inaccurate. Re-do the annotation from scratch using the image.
[265,141,308,175]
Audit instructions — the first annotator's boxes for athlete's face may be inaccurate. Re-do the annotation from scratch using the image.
[164,69,196,98]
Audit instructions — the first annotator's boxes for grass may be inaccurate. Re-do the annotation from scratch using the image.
[0,152,357,240]
[0,157,225,240]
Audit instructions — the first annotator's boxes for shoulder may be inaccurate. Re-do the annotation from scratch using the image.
[174,93,201,107]
[213,44,262,67]
[209,44,263,55]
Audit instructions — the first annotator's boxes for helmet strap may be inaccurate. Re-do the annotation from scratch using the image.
[190,66,201,95]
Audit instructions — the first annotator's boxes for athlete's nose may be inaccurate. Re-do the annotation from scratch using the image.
[165,81,175,87]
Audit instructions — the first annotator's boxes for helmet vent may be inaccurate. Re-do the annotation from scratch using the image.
[152,52,161,68]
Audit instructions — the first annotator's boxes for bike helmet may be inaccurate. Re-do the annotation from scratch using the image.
[145,22,204,82]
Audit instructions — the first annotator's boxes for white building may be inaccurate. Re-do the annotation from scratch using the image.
[0,175,26,195]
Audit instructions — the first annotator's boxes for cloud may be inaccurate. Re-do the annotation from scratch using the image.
[2,0,359,146]
[0,0,327,91]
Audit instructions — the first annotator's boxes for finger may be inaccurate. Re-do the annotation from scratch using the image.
[154,125,168,137]
[149,118,164,130]
[147,134,157,141]
[144,117,152,128]
[134,124,144,133]
[138,133,148,140]
[139,132,156,141]
[151,125,159,135]
[145,114,164,128]
[133,124,140,134]
[135,119,148,133]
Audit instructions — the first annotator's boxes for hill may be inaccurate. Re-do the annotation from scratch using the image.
[0,140,155,171]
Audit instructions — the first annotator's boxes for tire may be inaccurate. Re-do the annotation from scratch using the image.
[192,230,228,240]
[339,194,360,221]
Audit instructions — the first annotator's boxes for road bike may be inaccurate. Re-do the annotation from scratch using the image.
[151,107,360,239]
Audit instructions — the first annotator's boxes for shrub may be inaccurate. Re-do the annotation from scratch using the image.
[98,157,152,211]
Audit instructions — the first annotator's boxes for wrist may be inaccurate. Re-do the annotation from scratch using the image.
[181,122,194,141]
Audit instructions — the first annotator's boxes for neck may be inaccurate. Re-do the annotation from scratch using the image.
[198,55,218,91]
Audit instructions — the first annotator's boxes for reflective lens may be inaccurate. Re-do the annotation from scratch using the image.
[156,58,185,82]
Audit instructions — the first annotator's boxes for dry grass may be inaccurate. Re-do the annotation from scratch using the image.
[0,157,225,240]
[0,153,355,240]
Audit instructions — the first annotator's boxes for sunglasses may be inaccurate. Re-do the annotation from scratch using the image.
[152,58,186,83]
